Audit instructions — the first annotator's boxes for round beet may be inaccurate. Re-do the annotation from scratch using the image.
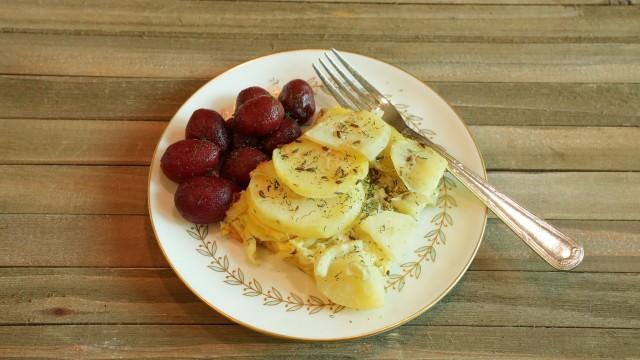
[236,86,271,109]
[221,147,269,188]
[174,176,237,224]
[160,139,221,183]
[262,119,302,153]
[278,79,315,124]
[234,95,285,136]
[185,109,230,151]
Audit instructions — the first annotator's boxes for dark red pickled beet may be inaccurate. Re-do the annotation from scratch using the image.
[185,109,230,152]
[278,79,316,124]
[262,119,302,153]
[225,117,236,132]
[232,131,262,150]
[160,139,221,183]
[234,95,285,136]
[236,86,271,109]
[221,147,269,188]
[174,176,238,224]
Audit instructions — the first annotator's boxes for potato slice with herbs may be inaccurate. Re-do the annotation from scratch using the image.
[273,139,368,198]
[247,162,365,238]
[304,108,391,162]
[390,138,447,198]
[314,241,385,309]
[390,191,434,219]
[358,210,418,262]
[223,192,291,243]
[372,128,403,173]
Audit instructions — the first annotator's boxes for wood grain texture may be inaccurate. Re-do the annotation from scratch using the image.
[3,33,640,83]
[1,76,638,126]
[0,165,148,215]
[0,324,637,359]
[0,75,201,120]
[236,0,615,4]
[0,120,166,165]
[1,215,638,271]
[3,120,639,170]
[2,166,638,219]
[1,268,638,329]
[431,82,640,126]
[2,1,639,43]
[0,215,163,268]
[487,171,640,220]
[470,126,640,171]
[475,219,640,272]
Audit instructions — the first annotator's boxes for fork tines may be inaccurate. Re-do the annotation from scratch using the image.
[312,49,386,112]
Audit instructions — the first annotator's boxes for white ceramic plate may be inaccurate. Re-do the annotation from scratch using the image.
[148,50,487,341]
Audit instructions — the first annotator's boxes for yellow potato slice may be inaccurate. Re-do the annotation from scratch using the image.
[358,210,418,262]
[390,138,447,198]
[390,191,434,219]
[315,106,352,122]
[272,139,368,198]
[314,241,385,309]
[247,162,365,238]
[372,128,403,173]
[304,108,391,162]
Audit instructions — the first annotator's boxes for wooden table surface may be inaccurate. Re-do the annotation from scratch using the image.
[1,0,639,358]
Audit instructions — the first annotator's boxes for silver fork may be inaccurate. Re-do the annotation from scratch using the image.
[314,49,584,271]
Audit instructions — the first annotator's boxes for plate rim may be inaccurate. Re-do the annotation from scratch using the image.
[147,48,489,341]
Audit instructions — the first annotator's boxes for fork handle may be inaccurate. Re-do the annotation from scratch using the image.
[404,129,584,270]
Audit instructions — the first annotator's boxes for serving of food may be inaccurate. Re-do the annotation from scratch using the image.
[148,50,487,340]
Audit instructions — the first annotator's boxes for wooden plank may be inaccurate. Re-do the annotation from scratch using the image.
[0,75,202,120]
[474,219,640,272]
[1,2,638,43]
[469,126,640,171]
[1,215,638,271]
[0,324,636,358]
[0,268,637,329]
[0,215,164,268]
[1,76,638,126]
[0,120,166,165]
[3,120,639,171]
[1,167,639,219]
[488,171,640,221]
[239,0,613,4]
[3,33,640,83]
[431,82,640,126]
[0,165,148,215]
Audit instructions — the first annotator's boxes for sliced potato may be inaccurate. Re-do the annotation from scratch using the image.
[314,241,385,309]
[244,211,292,242]
[223,192,290,243]
[372,128,403,173]
[304,108,391,162]
[273,139,368,198]
[390,138,447,198]
[247,162,365,238]
[315,106,352,122]
[390,191,434,219]
[358,210,417,262]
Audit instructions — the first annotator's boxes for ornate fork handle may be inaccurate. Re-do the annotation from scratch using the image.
[403,128,584,270]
